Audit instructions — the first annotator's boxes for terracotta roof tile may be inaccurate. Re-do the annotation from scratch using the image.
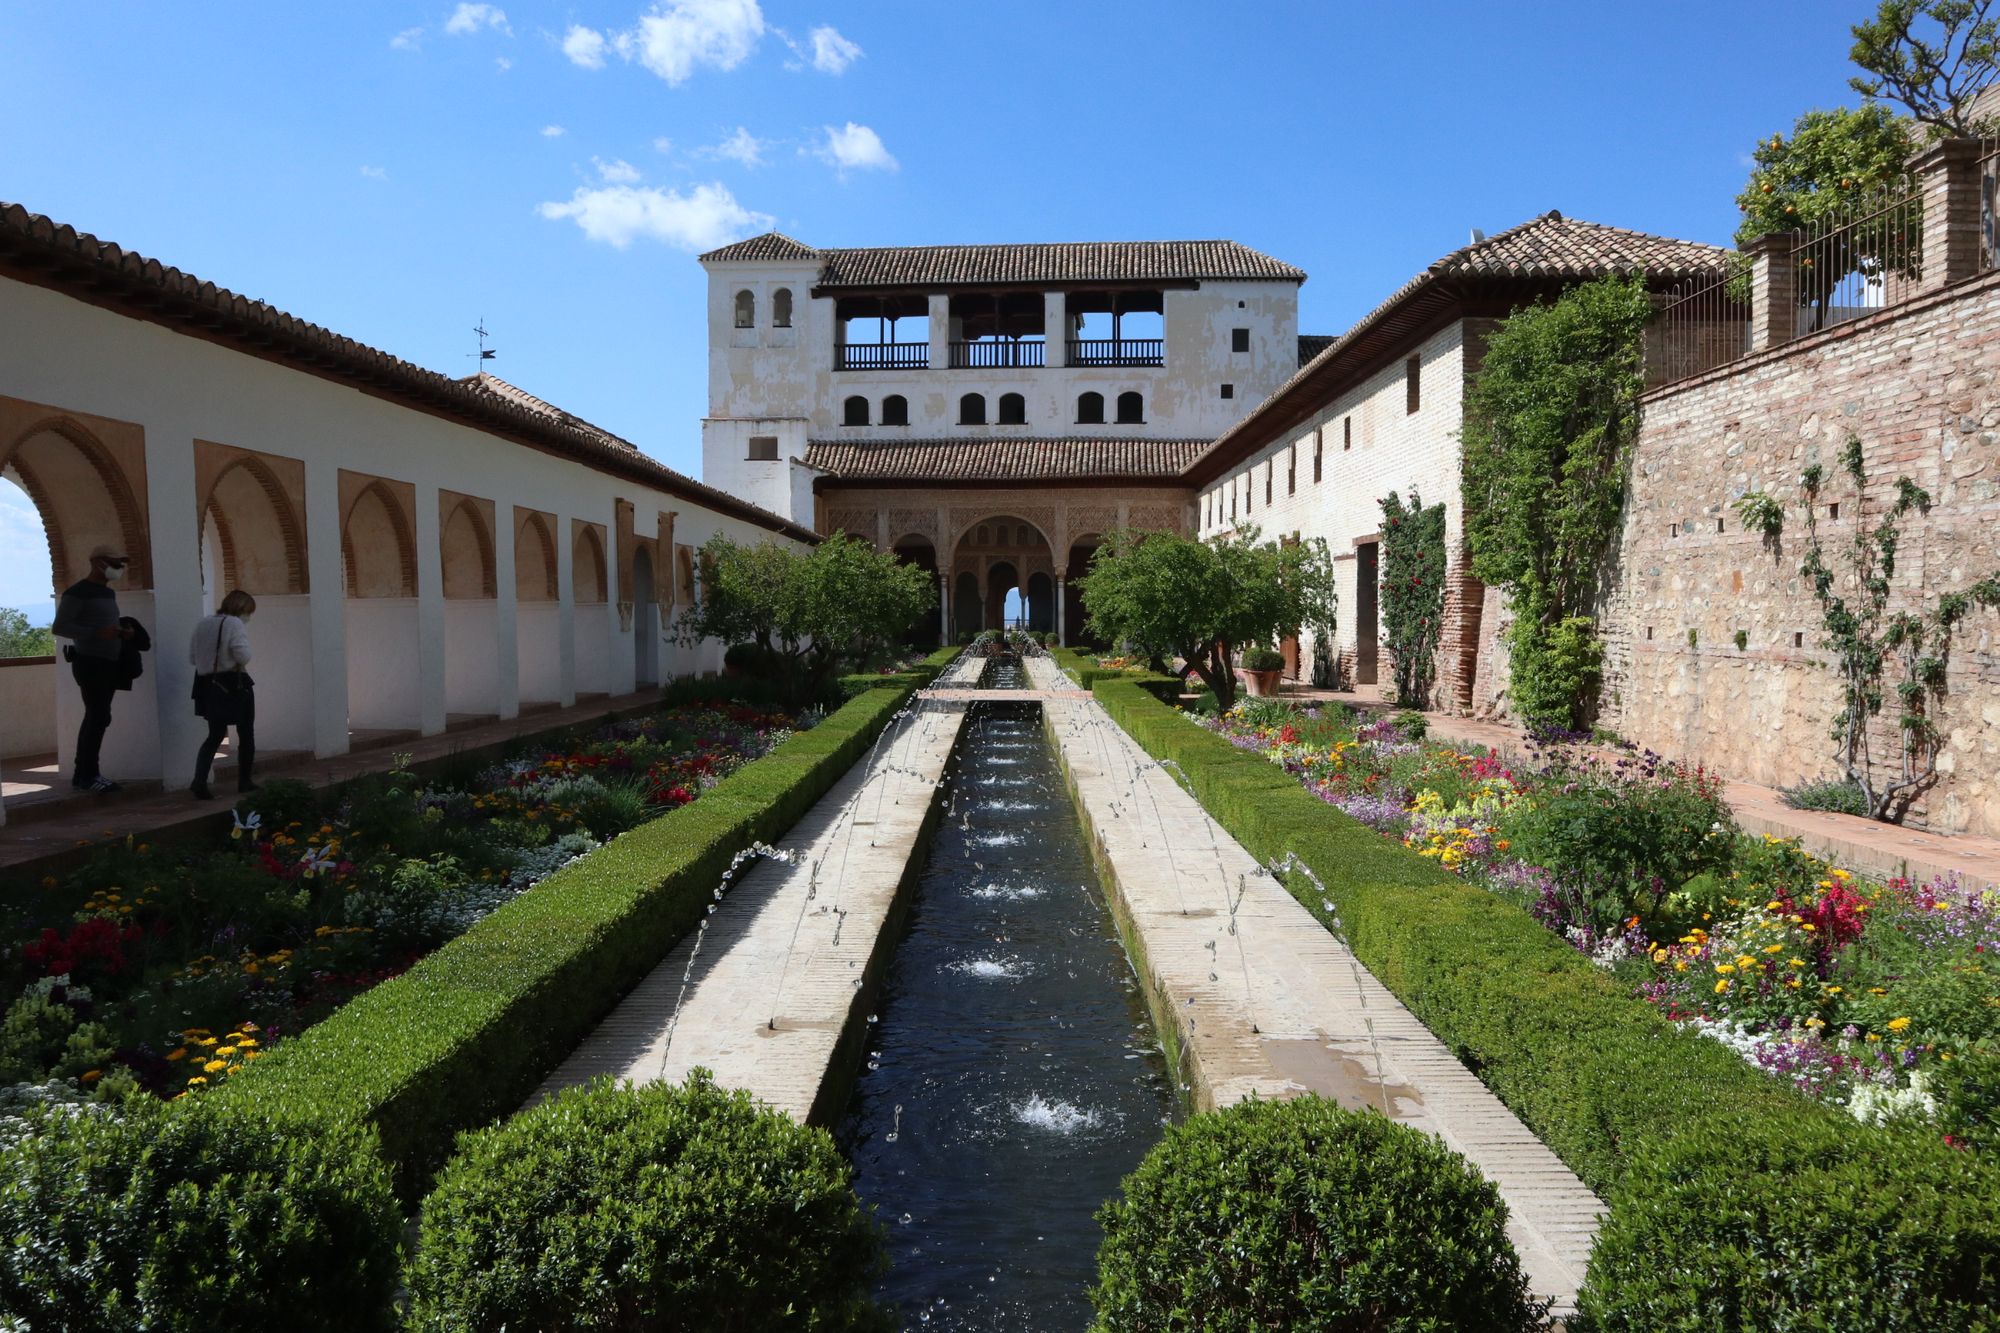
[1437,211,1729,279]
[805,437,1208,483]
[703,234,1304,288]
[460,373,638,454]
[1298,333,1339,365]
[0,200,815,543]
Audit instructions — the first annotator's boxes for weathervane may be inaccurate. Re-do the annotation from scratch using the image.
[470,318,496,372]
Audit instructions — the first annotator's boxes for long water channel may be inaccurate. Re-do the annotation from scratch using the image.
[837,661,1177,1329]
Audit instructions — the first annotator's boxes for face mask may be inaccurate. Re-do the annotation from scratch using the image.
[102,565,124,582]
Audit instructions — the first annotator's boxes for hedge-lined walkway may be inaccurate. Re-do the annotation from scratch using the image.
[535,697,966,1123]
[1282,684,2000,893]
[1029,659,1601,1315]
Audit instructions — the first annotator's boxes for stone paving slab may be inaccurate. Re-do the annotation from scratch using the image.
[533,699,965,1123]
[1031,658,1601,1315]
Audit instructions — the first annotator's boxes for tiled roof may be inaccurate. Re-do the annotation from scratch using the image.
[698,231,821,263]
[0,201,818,543]
[702,233,1305,288]
[806,437,1209,483]
[1436,211,1729,279]
[1298,333,1338,365]
[461,373,638,454]
[1186,212,1730,483]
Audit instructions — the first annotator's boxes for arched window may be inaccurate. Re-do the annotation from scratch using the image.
[996,392,1026,425]
[959,393,987,425]
[843,395,870,427]
[772,287,793,328]
[733,289,755,329]
[1116,391,1144,424]
[881,394,910,426]
[1076,391,1105,424]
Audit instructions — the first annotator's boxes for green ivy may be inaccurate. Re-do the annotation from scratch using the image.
[1377,489,1446,708]
[1797,433,2000,821]
[1463,277,1651,733]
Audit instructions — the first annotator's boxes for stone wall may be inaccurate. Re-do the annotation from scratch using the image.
[1600,270,2000,836]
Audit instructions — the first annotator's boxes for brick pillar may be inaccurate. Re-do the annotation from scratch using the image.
[1748,229,1799,352]
[1434,552,1484,714]
[1915,138,1983,291]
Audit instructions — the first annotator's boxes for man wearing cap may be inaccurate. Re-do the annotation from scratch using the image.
[52,545,135,794]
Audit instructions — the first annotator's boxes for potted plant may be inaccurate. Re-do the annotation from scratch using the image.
[1237,645,1286,698]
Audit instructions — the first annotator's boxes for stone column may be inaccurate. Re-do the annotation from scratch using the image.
[493,505,519,720]
[413,485,447,735]
[927,293,949,371]
[1055,575,1066,645]
[1043,292,1066,368]
[938,571,950,645]
[1747,229,1800,353]
[554,510,577,707]
[1915,138,1984,292]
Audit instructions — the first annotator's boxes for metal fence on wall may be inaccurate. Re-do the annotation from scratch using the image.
[1649,256,1752,387]
[1981,138,2000,271]
[1789,176,1923,335]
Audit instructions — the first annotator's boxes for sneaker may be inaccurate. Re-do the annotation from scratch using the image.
[85,776,121,794]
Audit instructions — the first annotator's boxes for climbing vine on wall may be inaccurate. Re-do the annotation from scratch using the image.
[1798,433,2000,822]
[1378,489,1446,708]
[1462,276,1652,733]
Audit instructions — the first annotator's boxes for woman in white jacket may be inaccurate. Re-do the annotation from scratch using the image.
[189,589,257,799]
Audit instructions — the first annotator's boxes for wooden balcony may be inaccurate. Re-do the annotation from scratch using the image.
[1066,337,1164,367]
[949,339,1046,369]
[836,342,929,371]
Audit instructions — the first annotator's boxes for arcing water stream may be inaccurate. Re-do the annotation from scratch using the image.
[836,683,1175,1330]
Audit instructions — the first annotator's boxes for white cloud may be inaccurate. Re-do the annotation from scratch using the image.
[541,124,567,138]
[708,126,766,167]
[816,122,897,175]
[563,24,608,69]
[594,157,642,184]
[537,181,773,251]
[614,0,764,86]
[445,3,510,36]
[390,26,424,51]
[495,55,513,71]
[809,25,860,74]
[360,165,389,181]
[652,136,675,153]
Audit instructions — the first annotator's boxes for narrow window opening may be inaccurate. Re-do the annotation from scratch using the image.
[1794,631,1805,648]
[842,395,869,427]
[1828,502,1840,520]
[1716,517,1725,533]
[1115,391,1144,424]
[1670,522,1679,537]
[997,392,1026,425]
[1645,625,1655,641]
[959,393,987,425]
[1343,416,1352,450]
[772,287,793,328]
[1405,354,1421,413]
[1313,430,1324,483]
[1265,466,1273,505]
[1288,448,1296,495]
[1220,383,1234,399]
[1076,391,1105,424]
[733,289,755,329]
[747,436,778,461]
[1231,328,1250,354]
[881,394,909,426]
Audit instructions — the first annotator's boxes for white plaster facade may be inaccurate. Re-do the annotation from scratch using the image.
[700,239,1301,526]
[0,248,811,825]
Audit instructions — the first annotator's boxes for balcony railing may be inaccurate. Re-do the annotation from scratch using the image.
[1066,337,1164,367]
[836,342,929,371]
[949,339,1046,369]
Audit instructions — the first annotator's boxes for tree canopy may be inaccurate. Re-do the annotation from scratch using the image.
[1850,0,2000,138]
[1733,104,1915,249]
[1077,526,1335,713]
[0,608,54,659]
[672,532,932,701]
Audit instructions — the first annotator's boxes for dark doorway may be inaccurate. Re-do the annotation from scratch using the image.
[1355,541,1379,686]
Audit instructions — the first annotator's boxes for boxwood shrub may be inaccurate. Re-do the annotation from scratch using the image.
[407,1073,888,1331]
[219,674,937,1196]
[1091,1096,1543,1332]
[1574,1116,2000,1331]
[0,1096,401,1330]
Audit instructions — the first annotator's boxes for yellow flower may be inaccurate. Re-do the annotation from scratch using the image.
[203,1059,227,1074]
[166,1048,187,1062]
[1715,963,1737,975]
[1651,947,1670,964]
[1886,1017,1912,1033]
[1715,979,1732,994]
[186,1075,208,1086]
[1764,944,1784,954]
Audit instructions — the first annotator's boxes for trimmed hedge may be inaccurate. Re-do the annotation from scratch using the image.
[1091,1097,1541,1331]
[1089,678,1833,1195]
[407,1074,888,1331]
[839,644,962,699]
[220,677,931,1196]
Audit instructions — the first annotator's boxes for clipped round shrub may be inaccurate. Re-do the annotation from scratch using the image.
[1575,1117,2000,1331]
[0,1095,401,1331]
[1090,1096,1543,1331]
[407,1072,889,1331]
[1239,646,1287,673]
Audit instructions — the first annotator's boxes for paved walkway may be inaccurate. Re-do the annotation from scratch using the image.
[1031,658,1600,1315]
[1283,684,2000,892]
[0,692,653,875]
[533,698,966,1123]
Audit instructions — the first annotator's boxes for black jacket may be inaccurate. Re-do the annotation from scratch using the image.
[115,616,151,691]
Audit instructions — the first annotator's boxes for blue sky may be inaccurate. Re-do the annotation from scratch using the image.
[2,0,1872,617]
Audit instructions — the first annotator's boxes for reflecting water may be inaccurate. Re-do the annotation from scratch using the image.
[839,704,1175,1331]
[983,655,1028,690]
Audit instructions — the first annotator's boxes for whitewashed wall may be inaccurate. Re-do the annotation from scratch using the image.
[0,659,55,759]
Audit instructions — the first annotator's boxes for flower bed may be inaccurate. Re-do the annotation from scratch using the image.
[1205,697,2000,1148]
[0,700,797,1109]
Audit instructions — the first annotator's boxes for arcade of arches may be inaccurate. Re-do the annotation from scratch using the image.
[818,489,1192,645]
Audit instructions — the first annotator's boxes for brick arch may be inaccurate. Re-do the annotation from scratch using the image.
[201,454,307,594]
[0,415,150,590]
[439,494,497,600]
[572,523,608,604]
[341,480,417,597]
[515,510,559,602]
[949,510,1054,555]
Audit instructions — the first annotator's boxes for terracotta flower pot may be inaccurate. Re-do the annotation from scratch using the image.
[1238,668,1281,698]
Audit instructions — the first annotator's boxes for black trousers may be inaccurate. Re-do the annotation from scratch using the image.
[195,691,256,790]
[71,658,119,784]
